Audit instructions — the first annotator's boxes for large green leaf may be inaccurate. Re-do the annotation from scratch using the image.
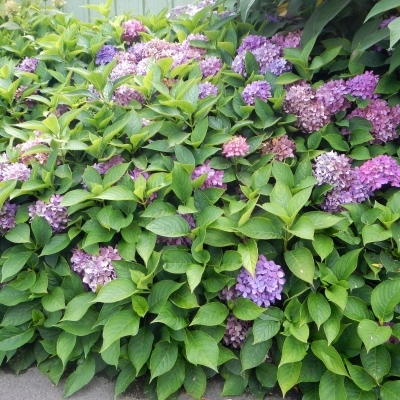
[61,292,96,321]
[237,218,283,240]
[357,319,391,353]
[156,357,185,400]
[361,345,391,382]
[150,340,178,381]
[311,340,348,376]
[171,163,192,203]
[42,287,66,312]
[240,334,271,370]
[31,215,52,247]
[252,318,281,344]
[184,330,219,371]
[233,298,265,320]
[284,247,315,285]
[146,215,191,237]
[92,279,137,303]
[62,355,95,398]
[280,335,308,366]
[365,0,400,22]
[277,362,302,397]
[381,381,400,400]
[1,251,33,282]
[371,279,400,322]
[345,361,376,391]
[319,370,346,400]
[114,363,135,399]
[183,364,206,400]
[128,327,154,372]
[331,249,362,280]
[237,239,258,276]
[307,292,331,329]
[148,280,184,313]
[57,331,76,366]
[0,326,35,351]
[190,302,228,326]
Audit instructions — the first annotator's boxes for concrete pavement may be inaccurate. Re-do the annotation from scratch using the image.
[0,366,301,400]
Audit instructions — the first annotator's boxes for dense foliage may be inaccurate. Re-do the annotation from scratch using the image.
[1,0,400,399]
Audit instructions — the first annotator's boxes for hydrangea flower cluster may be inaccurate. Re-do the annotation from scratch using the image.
[93,155,124,175]
[242,81,272,105]
[222,255,285,307]
[192,160,225,189]
[16,57,38,73]
[71,246,121,292]
[198,82,218,99]
[109,52,137,81]
[157,214,195,246]
[121,19,146,43]
[200,56,222,77]
[261,135,296,161]
[95,45,117,65]
[346,71,379,99]
[222,136,250,157]
[0,201,18,234]
[113,85,146,106]
[28,194,69,232]
[167,0,216,18]
[223,315,250,348]
[14,134,50,164]
[0,161,31,182]
[315,79,350,114]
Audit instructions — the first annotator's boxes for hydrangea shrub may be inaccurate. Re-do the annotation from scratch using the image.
[1,0,400,399]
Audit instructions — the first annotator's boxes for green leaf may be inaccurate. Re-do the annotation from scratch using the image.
[1,251,33,282]
[345,361,376,391]
[42,287,65,312]
[153,301,187,330]
[280,335,308,366]
[252,318,281,344]
[60,189,93,207]
[0,327,35,351]
[5,223,30,244]
[57,332,76,367]
[362,224,391,245]
[345,380,377,400]
[61,292,96,321]
[241,334,271,370]
[93,279,137,303]
[40,234,70,256]
[171,163,192,203]
[102,309,140,352]
[237,239,258,276]
[272,161,294,188]
[62,355,95,399]
[150,340,178,381]
[365,0,400,22]
[0,180,17,210]
[290,322,310,344]
[284,247,315,285]
[146,215,191,237]
[288,216,314,240]
[186,264,205,292]
[277,362,302,398]
[31,215,52,247]
[128,327,154,372]
[360,345,391,382]
[307,292,331,329]
[319,370,346,400]
[0,300,41,327]
[132,295,148,317]
[275,72,302,85]
[191,303,228,326]
[57,309,101,336]
[148,280,184,313]
[302,211,344,230]
[256,363,277,388]
[331,249,362,280]
[313,234,334,261]
[358,319,391,353]
[184,330,219,371]
[371,279,400,322]
[381,381,400,400]
[114,363,135,399]
[136,230,156,267]
[238,218,283,240]
[183,364,206,400]
[101,339,120,368]
[95,186,136,201]
[325,285,348,311]
[311,340,348,376]
[156,357,185,400]
[343,297,374,322]
[233,298,265,321]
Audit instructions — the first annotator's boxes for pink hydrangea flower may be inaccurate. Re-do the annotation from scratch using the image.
[222,136,250,157]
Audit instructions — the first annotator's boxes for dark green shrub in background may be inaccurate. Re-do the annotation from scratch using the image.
[1,0,400,399]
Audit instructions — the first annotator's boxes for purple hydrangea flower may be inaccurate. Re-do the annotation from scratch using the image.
[199,82,218,99]
[346,71,380,100]
[17,57,38,73]
[93,155,124,175]
[381,16,397,28]
[315,79,350,114]
[113,85,146,106]
[0,201,18,234]
[242,81,271,105]
[0,161,31,182]
[231,53,246,76]
[237,35,269,53]
[345,99,400,144]
[222,136,250,158]
[122,19,146,43]
[271,30,302,49]
[223,315,250,349]
[71,246,121,292]
[233,255,285,307]
[28,194,69,232]
[95,45,117,65]
[251,42,286,75]
[261,135,296,161]
[109,52,137,81]
[200,56,222,77]
[192,160,225,189]
[359,155,400,192]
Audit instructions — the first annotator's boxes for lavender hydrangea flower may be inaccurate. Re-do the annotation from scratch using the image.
[17,57,38,73]
[261,135,296,161]
[28,194,68,232]
[95,45,117,65]
[109,52,137,81]
[199,82,218,99]
[251,42,287,75]
[242,81,271,105]
[345,98,400,144]
[346,71,379,100]
[113,85,146,106]
[222,136,250,158]
[200,57,222,77]
[93,155,124,175]
[0,201,18,234]
[192,160,225,189]
[122,19,146,43]
[71,246,121,292]
[359,155,400,192]
[381,16,397,28]
[223,315,250,348]
[0,161,30,182]
[315,79,350,114]
[234,255,285,307]
[271,30,302,49]
[237,35,269,53]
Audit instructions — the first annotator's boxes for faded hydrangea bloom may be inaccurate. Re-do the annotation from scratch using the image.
[192,160,225,189]
[122,19,146,43]
[113,85,146,106]
[223,315,250,348]
[261,135,296,161]
[222,136,250,157]
[17,57,38,73]
[71,246,121,292]
[346,71,379,100]
[28,194,69,232]
[95,45,117,65]
[93,155,124,175]
[242,81,271,106]
[0,161,31,182]
[198,82,218,99]
[109,52,137,81]
[51,0,66,9]
[359,155,400,192]
[0,201,18,234]
[200,56,222,77]
[270,30,302,49]
[5,0,20,16]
